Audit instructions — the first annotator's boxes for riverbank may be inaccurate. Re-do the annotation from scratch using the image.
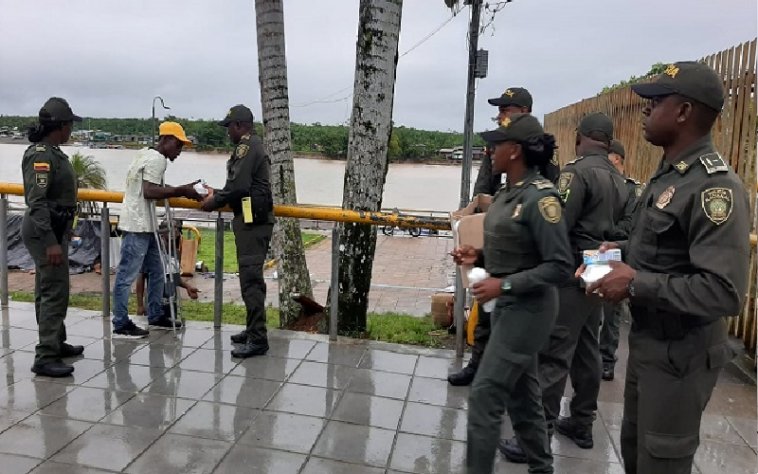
[0,138,477,166]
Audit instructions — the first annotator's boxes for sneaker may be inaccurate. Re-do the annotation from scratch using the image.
[113,322,149,339]
[149,318,183,330]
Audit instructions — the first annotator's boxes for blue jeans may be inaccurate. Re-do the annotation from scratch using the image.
[112,232,165,329]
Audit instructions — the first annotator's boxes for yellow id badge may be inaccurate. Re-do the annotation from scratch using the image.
[242,197,254,224]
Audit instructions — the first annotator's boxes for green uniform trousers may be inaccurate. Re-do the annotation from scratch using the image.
[21,216,70,366]
[467,290,557,474]
[600,300,628,367]
[620,318,731,474]
[469,308,491,368]
[232,215,273,342]
[539,285,602,427]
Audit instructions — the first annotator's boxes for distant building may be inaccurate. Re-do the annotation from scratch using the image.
[438,146,485,161]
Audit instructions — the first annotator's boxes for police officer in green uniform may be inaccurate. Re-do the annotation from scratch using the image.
[601,139,641,381]
[500,112,629,462]
[450,87,560,387]
[586,61,749,474]
[201,105,274,358]
[21,97,84,378]
[458,114,573,474]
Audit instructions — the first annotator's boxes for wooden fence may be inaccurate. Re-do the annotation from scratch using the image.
[544,39,758,357]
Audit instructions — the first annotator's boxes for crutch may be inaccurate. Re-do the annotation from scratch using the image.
[149,200,181,336]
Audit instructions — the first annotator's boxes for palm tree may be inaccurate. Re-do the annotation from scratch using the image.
[70,152,107,216]
[254,0,314,327]
[334,0,404,333]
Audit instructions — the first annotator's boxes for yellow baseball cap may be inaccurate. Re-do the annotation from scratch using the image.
[159,121,192,146]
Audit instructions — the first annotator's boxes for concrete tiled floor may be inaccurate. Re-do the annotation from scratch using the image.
[1,301,756,474]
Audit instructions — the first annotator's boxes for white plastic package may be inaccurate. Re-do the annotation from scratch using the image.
[468,267,496,312]
[194,179,209,197]
[580,249,622,291]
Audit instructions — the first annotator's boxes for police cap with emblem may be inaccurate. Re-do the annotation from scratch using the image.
[578,112,614,141]
[218,104,255,127]
[39,97,82,123]
[479,113,544,144]
[487,87,533,110]
[631,61,725,112]
[609,139,625,159]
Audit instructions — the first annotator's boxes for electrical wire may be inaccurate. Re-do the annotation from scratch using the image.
[292,10,463,108]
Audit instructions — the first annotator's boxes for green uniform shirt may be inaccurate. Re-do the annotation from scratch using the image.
[21,142,78,247]
[612,176,643,240]
[624,136,750,319]
[208,133,274,223]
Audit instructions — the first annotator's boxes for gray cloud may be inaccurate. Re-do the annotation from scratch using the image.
[0,0,755,131]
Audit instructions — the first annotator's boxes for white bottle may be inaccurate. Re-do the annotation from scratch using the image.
[467,267,496,312]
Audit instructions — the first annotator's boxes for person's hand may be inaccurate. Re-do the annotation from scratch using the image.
[450,245,478,266]
[186,286,199,300]
[182,183,203,201]
[471,277,502,304]
[586,261,636,302]
[574,241,621,279]
[137,305,146,316]
[200,196,215,212]
[46,244,63,267]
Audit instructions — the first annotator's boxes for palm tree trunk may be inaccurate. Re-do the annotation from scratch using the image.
[334,0,403,333]
[254,0,314,327]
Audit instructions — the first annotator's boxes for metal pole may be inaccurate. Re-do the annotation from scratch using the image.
[101,205,111,317]
[213,213,224,329]
[329,227,339,341]
[0,194,8,307]
[454,0,483,358]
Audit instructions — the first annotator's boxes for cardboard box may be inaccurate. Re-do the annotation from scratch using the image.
[451,194,492,288]
[431,292,454,327]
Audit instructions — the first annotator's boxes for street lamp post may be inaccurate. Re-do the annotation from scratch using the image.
[152,96,170,145]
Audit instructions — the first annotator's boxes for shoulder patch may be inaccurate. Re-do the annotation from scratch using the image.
[531,179,554,190]
[235,144,249,159]
[33,162,50,172]
[35,173,48,188]
[537,196,562,224]
[701,187,733,225]
[699,153,729,174]
[557,172,573,193]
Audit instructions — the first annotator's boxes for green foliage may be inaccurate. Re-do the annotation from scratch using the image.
[70,152,107,190]
[0,115,485,162]
[599,62,668,95]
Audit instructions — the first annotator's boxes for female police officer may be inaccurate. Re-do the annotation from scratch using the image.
[454,114,573,474]
[21,97,83,378]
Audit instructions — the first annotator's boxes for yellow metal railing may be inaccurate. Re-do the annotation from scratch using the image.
[0,183,451,231]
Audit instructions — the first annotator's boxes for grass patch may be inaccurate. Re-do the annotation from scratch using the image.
[9,291,445,347]
[195,229,325,273]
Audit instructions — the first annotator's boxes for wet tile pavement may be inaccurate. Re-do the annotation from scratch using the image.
[1,302,756,474]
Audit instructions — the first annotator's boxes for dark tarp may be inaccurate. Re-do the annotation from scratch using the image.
[7,214,105,274]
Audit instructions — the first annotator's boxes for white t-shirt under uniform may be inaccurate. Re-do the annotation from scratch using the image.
[120,148,167,233]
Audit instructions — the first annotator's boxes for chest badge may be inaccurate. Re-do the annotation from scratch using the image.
[512,203,522,218]
[701,187,733,225]
[655,186,676,209]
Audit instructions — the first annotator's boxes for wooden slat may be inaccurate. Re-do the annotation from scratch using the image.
[544,39,758,357]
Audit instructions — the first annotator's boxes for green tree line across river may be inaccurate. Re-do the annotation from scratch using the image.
[0,115,485,162]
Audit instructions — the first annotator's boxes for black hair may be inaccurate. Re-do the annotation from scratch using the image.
[26,121,64,143]
[522,133,558,180]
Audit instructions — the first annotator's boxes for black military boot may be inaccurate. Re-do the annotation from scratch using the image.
[31,360,74,378]
[60,343,85,357]
[231,339,269,358]
[447,364,477,386]
[555,417,594,449]
[498,437,526,464]
[230,331,248,344]
[602,363,615,381]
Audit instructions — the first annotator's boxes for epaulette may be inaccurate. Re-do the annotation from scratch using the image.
[241,133,252,141]
[531,179,554,190]
[566,156,585,166]
[626,177,640,185]
[699,152,729,175]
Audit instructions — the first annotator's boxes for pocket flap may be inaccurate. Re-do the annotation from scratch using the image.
[648,210,677,234]
[645,431,699,459]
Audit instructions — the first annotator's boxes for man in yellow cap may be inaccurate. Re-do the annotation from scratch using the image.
[112,121,202,338]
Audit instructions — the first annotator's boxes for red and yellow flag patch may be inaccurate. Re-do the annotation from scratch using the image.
[33,162,50,172]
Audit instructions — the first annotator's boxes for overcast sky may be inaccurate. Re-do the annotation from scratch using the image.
[0,0,755,132]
